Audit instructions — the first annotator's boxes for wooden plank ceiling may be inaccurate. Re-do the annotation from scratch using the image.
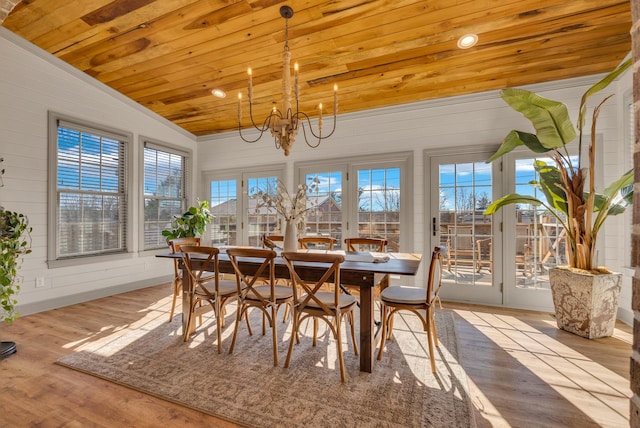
[2,0,632,137]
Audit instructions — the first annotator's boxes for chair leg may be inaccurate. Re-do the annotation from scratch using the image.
[183,301,196,342]
[169,279,180,322]
[426,317,436,374]
[387,312,395,340]
[430,308,439,347]
[335,316,347,383]
[244,306,253,336]
[284,312,298,368]
[262,311,267,336]
[271,305,279,366]
[228,303,244,354]
[214,298,223,354]
[312,318,318,347]
[377,304,388,360]
[348,312,358,356]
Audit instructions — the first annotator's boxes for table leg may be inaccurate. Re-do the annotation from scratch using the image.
[359,280,375,373]
[181,267,191,335]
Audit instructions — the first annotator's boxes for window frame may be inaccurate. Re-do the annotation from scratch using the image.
[138,136,192,252]
[47,112,134,268]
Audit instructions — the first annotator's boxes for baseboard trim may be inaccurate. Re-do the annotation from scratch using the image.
[16,276,172,317]
[617,307,633,327]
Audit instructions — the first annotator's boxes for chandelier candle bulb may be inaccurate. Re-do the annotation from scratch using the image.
[294,62,299,100]
[318,103,323,130]
[247,68,252,102]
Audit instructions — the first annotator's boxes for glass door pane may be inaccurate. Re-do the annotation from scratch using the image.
[246,175,279,247]
[303,171,343,247]
[505,156,573,310]
[356,167,401,252]
[210,179,237,245]
[432,153,501,305]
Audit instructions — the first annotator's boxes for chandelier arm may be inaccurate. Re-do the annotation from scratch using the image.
[239,113,279,143]
[247,101,271,132]
[294,111,338,141]
[298,122,322,149]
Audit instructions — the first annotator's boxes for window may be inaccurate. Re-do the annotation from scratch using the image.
[48,114,132,264]
[142,139,190,250]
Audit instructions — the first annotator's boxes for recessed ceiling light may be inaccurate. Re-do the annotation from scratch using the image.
[457,34,478,49]
[211,89,227,98]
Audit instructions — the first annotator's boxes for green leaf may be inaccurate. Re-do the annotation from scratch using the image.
[603,169,633,199]
[487,130,550,163]
[534,162,568,214]
[484,193,544,215]
[578,58,632,131]
[501,88,576,149]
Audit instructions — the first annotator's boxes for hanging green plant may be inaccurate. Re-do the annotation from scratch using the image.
[1,208,32,324]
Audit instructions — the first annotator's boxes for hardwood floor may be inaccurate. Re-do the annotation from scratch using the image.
[0,284,631,427]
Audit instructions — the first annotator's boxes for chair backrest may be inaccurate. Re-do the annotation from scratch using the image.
[169,237,201,277]
[446,225,474,250]
[262,235,284,249]
[426,246,446,306]
[515,224,531,255]
[282,251,344,315]
[226,247,277,303]
[180,246,220,295]
[298,236,336,250]
[344,237,387,252]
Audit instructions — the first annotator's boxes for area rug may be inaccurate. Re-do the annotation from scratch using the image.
[56,307,475,427]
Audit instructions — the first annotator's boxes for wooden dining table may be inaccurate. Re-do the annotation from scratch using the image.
[157,249,422,373]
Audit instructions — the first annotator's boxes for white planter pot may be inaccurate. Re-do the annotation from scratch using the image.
[549,267,622,339]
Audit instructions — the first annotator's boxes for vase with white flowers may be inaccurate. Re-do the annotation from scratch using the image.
[256,178,319,252]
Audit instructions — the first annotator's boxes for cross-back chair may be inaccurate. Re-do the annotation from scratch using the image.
[181,246,239,353]
[168,237,201,322]
[377,245,446,373]
[262,234,284,250]
[342,237,389,307]
[344,237,388,252]
[226,247,294,366]
[282,251,358,383]
[298,236,336,250]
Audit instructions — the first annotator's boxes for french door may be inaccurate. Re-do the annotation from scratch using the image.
[429,150,570,311]
[500,154,572,311]
[205,168,281,246]
[429,152,502,306]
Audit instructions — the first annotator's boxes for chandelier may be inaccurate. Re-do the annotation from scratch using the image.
[236,6,338,156]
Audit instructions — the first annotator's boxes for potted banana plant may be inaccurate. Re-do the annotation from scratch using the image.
[484,58,633,338]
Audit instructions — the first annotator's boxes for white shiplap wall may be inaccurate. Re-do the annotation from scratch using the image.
[0,27,632,323]
[0,28,197,315]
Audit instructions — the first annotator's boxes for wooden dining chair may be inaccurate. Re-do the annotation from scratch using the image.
[344,237,388,252]
[376,246,446,373]
[168,237,201,322]
[282,251,358,383]
[298,236,336,250]
[262,234,284,249]
[226,247,294,366]
[181,246,239,353]
[342,237,389,307]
